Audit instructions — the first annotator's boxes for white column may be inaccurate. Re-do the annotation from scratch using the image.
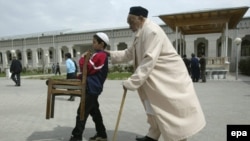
[32,49,38,68]
[185,37,195,57]
[57,47,62,63]
[111,29,115,51]
[115,43,120,51]
[2,52,8,69]
[68,46,73,56]
[43,49,49,65]
[52,35,57,63]
[22,39,28,67]
[77,51,81,61]
[175,26,178,49]
[183,35,186,55]
[22,50,28,67]
[47,52,50,65]
[52,48,56,64]
[225,22,229,57]
[221,32,224,57]
[44,53,49,72]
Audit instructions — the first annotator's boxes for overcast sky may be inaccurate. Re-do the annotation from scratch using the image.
[0,0,249,37]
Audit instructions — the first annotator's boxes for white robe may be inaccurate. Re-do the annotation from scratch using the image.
[110,19,206,141]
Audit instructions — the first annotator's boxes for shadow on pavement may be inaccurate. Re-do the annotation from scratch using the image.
[6,84,17,87]
[243,81,250,85]
[27,126,141,141]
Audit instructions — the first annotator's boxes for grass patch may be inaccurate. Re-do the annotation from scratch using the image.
[26,75,66,80]
[16,72,132,80]
[107,72,132,80]
[0,73,6,77]
[0,72,52,77]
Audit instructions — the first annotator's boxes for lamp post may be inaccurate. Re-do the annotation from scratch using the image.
[10,49,15,57]
[234,37,242,80]
[77,51,81,60]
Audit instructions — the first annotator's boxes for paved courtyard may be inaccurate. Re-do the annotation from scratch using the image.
[0,74,249,141]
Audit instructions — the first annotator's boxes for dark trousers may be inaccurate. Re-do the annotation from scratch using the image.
[67,73,76,79]
[72,94,107,138]
[200,69,206,82]
[67,73,76,99]
[55,69,61,75]
[191,68,200,82]
[11,72,21,85]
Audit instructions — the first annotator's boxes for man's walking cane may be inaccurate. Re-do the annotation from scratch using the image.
[112,88,127,141]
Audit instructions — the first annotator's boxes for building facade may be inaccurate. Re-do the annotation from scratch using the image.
[0,17,250,73]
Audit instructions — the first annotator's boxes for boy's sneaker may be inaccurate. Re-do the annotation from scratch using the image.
[69,135,82,141]
[89,134,107,141]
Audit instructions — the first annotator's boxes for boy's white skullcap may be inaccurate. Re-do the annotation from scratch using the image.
[96,32,109,45]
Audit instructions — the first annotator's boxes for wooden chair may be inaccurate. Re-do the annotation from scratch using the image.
[46,51,91,121]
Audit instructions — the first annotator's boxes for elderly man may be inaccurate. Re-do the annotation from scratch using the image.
[106,6,206,141]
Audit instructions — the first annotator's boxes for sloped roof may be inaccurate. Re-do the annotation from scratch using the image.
[158,6,249,35]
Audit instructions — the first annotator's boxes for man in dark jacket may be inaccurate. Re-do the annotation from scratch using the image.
[190,53,200,82]
[199,54,206,82]
[10,56,22,86]
[182,54,191,75]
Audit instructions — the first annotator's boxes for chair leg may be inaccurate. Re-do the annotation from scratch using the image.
[46,79,53,119]
[46,92,51,119]
[80,96,85,121]
[51,95,55,118]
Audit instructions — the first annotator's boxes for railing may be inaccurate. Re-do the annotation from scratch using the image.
[206,57,229,65]
[205,57,230,79]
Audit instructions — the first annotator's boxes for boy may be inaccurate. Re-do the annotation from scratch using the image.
[69,32,109,141]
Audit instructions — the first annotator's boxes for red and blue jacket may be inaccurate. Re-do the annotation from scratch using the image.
[78,50,108,95]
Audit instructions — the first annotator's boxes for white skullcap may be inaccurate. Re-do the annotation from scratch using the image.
[96,32,109,45]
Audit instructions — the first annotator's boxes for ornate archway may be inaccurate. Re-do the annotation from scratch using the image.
[197,42,206,57]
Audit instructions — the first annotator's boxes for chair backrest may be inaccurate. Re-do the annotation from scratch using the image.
[78,50,91,120]
[81,50,91,87]
[52,51,92,95]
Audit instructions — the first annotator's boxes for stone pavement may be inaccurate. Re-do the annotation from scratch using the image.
[0,74,249,141]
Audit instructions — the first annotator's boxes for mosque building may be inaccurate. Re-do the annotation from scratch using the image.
[0,6,249,79]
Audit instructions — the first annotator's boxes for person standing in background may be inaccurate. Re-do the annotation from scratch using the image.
[51,63,55,74]
[199,54,206,82]
[182,54,191,75]
[55,62,61,75]
[65,53,77,101]
[190,53,200,82]
[10,56,22,86]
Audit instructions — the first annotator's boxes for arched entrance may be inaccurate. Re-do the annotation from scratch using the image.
[194,38,208,57]
[0,52,2,64]
[117,42,128,50]
[197,42,206,57]
[241,35,250,56]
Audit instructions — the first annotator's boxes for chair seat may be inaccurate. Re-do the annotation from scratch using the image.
[53,85,82,90]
